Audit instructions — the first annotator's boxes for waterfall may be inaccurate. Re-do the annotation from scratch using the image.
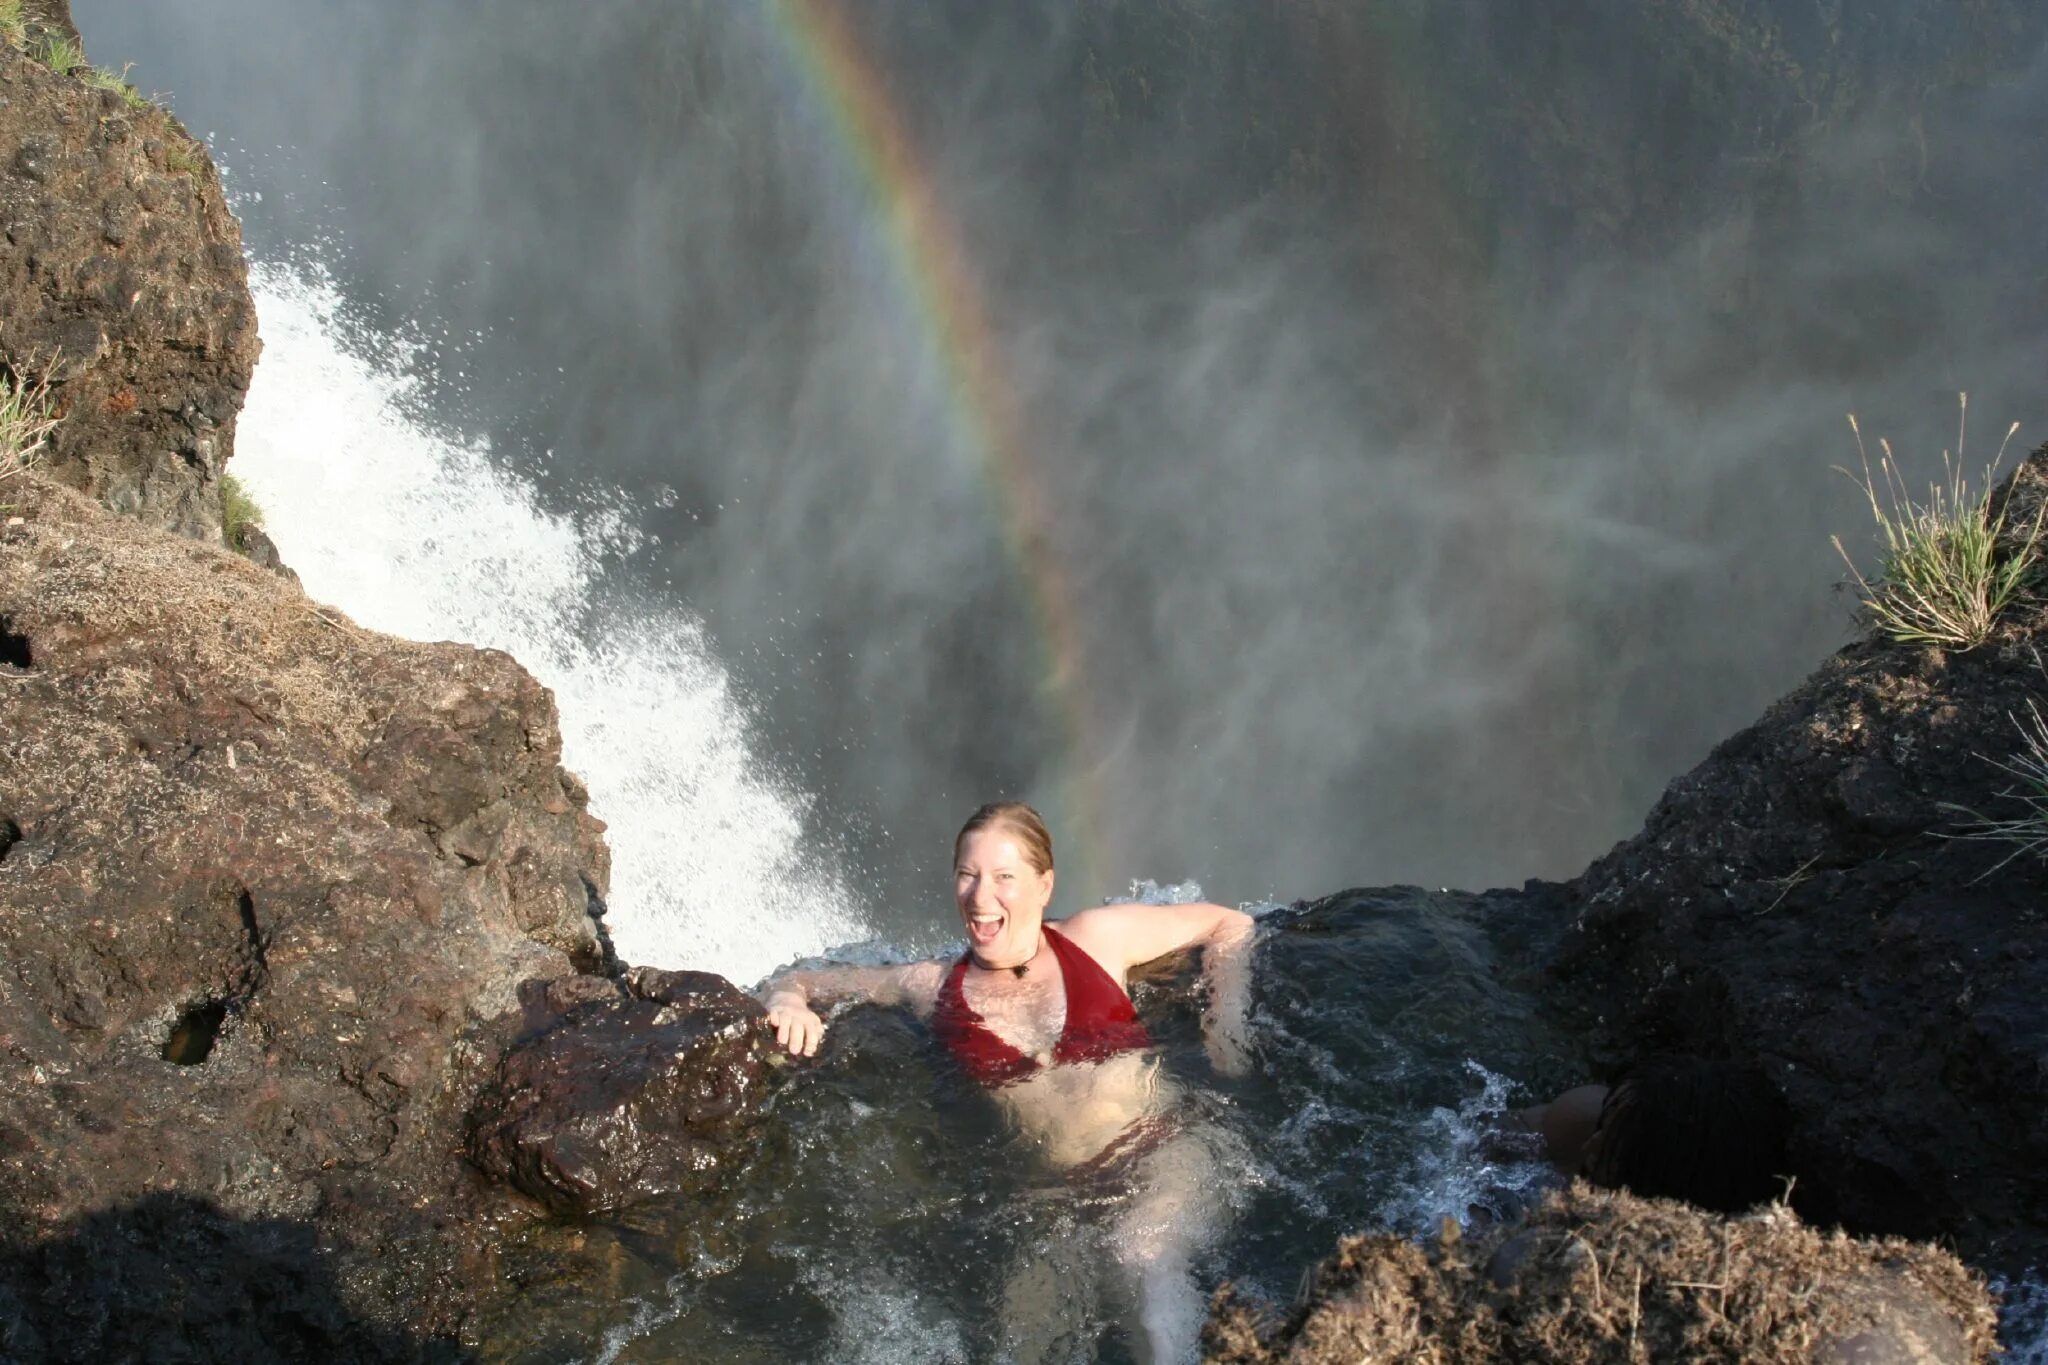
[230,261,869,986]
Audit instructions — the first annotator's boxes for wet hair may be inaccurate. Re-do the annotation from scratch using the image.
[1582,1057,1791,1214]
[954,801,1054,874]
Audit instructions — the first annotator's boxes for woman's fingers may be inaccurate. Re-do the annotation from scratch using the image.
[767,1004,824,1057]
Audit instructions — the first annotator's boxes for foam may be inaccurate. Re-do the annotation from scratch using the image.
[233,261,869,984]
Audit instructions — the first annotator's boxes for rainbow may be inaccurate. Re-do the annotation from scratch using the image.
[761,0,1116,896]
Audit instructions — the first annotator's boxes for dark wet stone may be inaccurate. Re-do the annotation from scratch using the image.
[467,975,775,1216]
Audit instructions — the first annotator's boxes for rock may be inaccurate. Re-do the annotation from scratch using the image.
[0,1193,459,1363]
[19,3,79,48]
[0,471,612,1334]
[466,968,775,1216]
[233,521,301,584]
[1205,1185,2000,1363]
[1550,445,2048,1274]
[0,42,259,539]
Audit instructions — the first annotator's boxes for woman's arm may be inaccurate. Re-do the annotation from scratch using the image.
[1061,901,1258,1076]
[758,960,945,1057]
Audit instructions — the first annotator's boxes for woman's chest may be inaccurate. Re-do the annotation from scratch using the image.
[963,969,1067,1058]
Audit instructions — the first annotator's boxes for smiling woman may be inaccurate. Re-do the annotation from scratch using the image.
[757,800,1257,1359]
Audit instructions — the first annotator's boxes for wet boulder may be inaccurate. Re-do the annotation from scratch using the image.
[1205,1185,1999,1364]
[466,966,776,1216]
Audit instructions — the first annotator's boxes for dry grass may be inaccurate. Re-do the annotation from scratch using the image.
[1946,692,2048,872]
[1832,394,2039,650]
[1208,1185,1999,1363]
[166,138,207,178]
[1,370,59,491]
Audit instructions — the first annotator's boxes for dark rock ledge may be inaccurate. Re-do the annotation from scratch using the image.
[1224,448,2048,1359]
[1551,446,2048,1275]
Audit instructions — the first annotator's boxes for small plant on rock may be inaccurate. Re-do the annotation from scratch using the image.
[220,472,264,550]
[32,30,82,74]
[1,369,58,488]
[81,61,150,112]
[1832,394,2040,649]
[1947,698,2048,871]
[0,0,27,51]
[166,138,206,178]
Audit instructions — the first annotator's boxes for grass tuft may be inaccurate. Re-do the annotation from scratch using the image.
[0,0,26,50]
[1831,393,2040,650]
[1,369,59,487]
[166,139,206,178]
[81,61,151,112]
[220,472,264,550]
[1945,697,2048,873]
[32,29,82,74]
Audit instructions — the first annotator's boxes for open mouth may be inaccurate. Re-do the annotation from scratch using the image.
[966,912,1004,946]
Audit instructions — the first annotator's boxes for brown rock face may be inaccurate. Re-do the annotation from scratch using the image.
[467,966,775,1216]
[1206,1186,1999,1364]
[0,473,612,1334]
[0,42,260,538]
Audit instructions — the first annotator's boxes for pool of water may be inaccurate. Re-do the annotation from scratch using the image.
[468,888,1577,1362]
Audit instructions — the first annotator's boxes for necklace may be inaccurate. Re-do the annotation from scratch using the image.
[979,931,1044,978]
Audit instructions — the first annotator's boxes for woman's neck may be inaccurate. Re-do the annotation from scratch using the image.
[971,928,1045,977]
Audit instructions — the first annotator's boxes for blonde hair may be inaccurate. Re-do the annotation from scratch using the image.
[954,801,1054,873]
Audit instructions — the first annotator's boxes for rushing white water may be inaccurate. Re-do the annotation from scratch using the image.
[233,261,869,984]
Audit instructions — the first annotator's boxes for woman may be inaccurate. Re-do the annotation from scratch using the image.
[759,801,1257,1360]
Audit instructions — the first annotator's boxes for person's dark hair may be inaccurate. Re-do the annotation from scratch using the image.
[1583,1057,1791,1214]
[954,801,1054,874]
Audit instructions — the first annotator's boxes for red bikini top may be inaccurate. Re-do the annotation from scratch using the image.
[931,924,1153,1088]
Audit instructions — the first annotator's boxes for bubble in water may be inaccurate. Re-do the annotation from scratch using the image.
[1376,1060,1552,1234]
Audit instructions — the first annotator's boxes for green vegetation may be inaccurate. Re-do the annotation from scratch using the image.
[11,21,149,110]
[1948,698,2048,870]
[166,139,206,178]
[1832,395,2041,650]
[220,472,264,550]
[0,370,58,489]
[81,61,150,112]
[31,29,81,74]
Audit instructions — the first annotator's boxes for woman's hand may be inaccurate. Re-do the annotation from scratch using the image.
[764,989,826,1057]
[1200,911,1257,1079]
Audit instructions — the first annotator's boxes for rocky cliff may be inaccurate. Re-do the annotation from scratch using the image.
[0,14,259,539]
[0,469,600,1346]
[0,22,787,1356]
[1553,449,2048,1274]
[1223,452,2048,1357]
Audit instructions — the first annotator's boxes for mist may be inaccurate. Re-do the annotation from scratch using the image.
[75,0,2048,945]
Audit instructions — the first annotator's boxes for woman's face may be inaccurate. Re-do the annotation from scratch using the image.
[953,827,1054,970]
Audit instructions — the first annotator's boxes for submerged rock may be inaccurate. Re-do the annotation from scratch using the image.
[1205,1185,1999,1364]
[0,37,260,539]
[467,967,775,1216]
